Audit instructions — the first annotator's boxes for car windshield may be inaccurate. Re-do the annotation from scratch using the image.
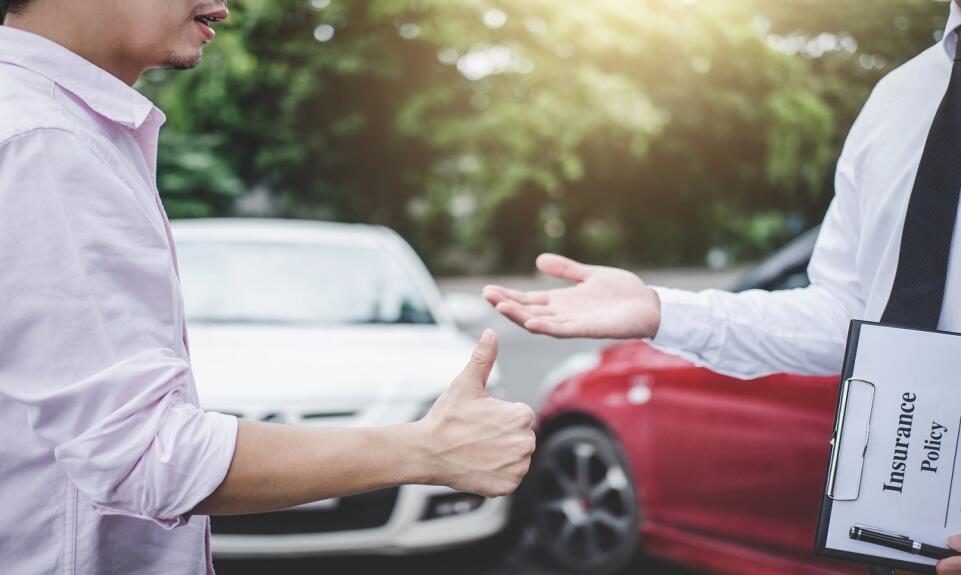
[177,241,436,326]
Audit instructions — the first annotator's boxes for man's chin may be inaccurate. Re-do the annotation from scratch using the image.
[162,50,203,71]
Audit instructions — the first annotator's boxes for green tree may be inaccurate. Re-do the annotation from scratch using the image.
[138,0,948,271]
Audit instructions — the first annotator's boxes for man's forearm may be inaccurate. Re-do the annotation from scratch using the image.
[193,419,432,516]
[650,284,856,378]
[192,330,535,516]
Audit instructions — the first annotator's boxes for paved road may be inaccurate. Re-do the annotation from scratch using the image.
[216,268,741,575]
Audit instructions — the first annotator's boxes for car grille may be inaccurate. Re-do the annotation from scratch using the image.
[213,409,360,426]
[211,488,400,535]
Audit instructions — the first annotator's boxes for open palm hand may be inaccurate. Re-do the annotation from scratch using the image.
[483,254,661,340]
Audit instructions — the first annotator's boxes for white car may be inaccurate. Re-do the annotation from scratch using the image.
[171,218,509,558]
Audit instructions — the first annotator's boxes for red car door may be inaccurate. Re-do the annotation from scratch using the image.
[636,361,839,557]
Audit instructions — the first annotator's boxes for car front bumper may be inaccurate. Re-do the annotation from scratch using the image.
[211,484,510,558]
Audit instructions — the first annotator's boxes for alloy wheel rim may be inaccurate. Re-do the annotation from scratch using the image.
[535,437,636,566]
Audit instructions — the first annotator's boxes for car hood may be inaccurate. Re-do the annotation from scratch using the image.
[187,324,476,407]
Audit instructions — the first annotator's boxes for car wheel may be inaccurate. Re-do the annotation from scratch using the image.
[532,425,640,574]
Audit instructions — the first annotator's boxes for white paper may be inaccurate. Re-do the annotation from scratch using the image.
[824,324,961,566]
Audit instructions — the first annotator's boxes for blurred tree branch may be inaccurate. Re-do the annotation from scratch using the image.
[139,0,947,272]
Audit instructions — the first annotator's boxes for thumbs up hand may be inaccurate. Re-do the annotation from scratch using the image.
[418,329,537,498]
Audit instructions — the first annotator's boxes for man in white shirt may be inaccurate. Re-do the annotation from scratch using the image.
[0,1,534,573]
[485,2,961,574]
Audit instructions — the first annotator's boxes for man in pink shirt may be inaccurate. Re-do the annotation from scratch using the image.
[0,1,535,573]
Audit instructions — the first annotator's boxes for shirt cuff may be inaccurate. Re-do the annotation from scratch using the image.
[650,286,715,357]
[179,409,239,521]
[90,407,239,530]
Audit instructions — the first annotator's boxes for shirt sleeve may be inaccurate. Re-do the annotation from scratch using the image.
[649,103,868,379]
[0,128,238,529]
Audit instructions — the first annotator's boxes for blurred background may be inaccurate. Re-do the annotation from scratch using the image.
[138,1,949,574]
[141,0,948,275]
[27,0,957,573]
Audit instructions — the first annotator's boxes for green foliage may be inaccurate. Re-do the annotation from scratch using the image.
[141,0,949,271]
[156,131,245,218]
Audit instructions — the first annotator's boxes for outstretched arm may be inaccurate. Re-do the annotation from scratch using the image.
[0,130,534,527]
[484,95,870,379]
[484,230,861,379]
[195,330,536,515]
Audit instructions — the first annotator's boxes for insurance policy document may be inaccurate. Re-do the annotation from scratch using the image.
[818,322,961,570]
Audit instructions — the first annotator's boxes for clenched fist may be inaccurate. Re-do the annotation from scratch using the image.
[417,329,537,498]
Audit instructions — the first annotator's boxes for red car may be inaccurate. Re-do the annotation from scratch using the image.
[528,229,865,575]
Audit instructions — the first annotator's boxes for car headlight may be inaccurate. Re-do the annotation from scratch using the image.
[537,350,602,403]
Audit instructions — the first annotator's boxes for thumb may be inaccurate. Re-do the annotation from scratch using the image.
[536,253,591,283]
[452,329,498,394]
[949,534,961,551]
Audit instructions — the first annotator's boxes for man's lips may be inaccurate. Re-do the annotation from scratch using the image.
[194,20,216,42]
[193,5,229,42]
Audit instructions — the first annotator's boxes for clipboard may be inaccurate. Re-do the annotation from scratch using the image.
[815,320,961,572]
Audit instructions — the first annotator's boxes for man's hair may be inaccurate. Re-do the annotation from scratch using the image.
[1,0,32,19]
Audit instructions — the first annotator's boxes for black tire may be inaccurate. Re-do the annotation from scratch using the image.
[531,424,641,574]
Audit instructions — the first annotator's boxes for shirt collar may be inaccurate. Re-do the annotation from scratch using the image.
[943,1,961,61]
[0,25,159,130]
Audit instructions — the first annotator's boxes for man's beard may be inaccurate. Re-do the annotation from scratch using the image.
[163,51,202,71]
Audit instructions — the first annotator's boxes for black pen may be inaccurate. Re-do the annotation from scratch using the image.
[850,524,958,560]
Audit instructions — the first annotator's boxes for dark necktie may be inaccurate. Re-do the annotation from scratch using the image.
[880,40,961,330]
[869,42,961,575]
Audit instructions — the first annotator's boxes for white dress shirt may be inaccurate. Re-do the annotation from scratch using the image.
[0,27,237,574]
[652,3,961,379]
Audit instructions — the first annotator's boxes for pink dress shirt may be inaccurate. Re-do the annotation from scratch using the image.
[0,26,238,574]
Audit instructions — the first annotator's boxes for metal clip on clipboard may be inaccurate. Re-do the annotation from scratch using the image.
[827,378,877,501]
